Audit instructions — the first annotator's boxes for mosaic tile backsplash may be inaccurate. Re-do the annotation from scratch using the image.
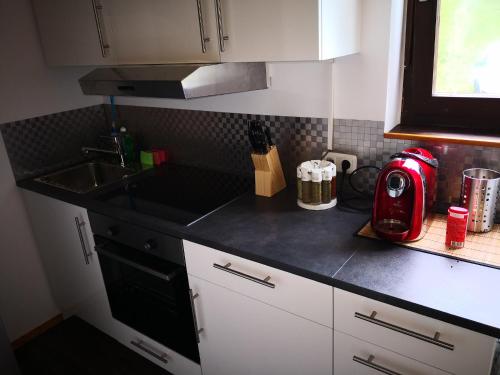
[333,118,500,216]
[1,104,328,183]
[1,105,108,180]
[107,105,328,181]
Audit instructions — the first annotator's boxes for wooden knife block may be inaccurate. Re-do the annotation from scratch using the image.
[251,146,287,197]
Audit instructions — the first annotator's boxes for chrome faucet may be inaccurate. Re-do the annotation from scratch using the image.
[82,135,126,167]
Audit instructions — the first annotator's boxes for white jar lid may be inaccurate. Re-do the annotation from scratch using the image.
[300,167,312,181]
[322,168,333,181]
[311,169,322,182]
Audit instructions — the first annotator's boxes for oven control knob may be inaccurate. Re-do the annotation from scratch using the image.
[106,226,119,236]
[144,239,157,251]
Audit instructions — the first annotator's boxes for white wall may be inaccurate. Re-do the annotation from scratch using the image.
[0,0,100,341]
[112,61,333,119]
[332,0,392,121]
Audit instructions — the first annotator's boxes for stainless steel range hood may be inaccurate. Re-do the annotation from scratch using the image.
[79,63,268,99]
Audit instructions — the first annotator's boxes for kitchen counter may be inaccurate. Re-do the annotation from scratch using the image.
[18,178,500,338]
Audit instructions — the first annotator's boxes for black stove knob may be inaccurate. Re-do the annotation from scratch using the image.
[106,226,119,236]
[144,239,157,251]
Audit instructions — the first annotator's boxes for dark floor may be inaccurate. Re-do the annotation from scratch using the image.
[15,317,171,375]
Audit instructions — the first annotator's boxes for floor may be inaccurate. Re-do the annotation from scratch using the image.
[15,317,171,375]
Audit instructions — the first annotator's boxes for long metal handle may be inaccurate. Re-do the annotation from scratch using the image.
[74,217,90,265]
[91,0,110,57]
[130,340,168,364]
[214,0,229,52]
[188,289,204,343]
[213,262,275,288]
[196,0,210,53]
[353,355,402,375]
[354,311,454,351]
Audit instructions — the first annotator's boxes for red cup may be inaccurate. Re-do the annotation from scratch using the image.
[445,206,469,249]
[151,149,170,165]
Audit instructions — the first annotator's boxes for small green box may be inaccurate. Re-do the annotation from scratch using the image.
[140,150,154,166]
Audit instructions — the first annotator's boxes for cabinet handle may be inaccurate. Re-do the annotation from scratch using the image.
[130,340,168,364]
[353,355,402,375]
[74,217,91,265]
[354,311,454,351]
[213,262,275,288]
[188,289,204,343]
[196,0,210,53]
[91,0,110,57]
[214,0,229,52]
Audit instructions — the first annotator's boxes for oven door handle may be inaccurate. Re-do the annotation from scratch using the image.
[94,245,180,282]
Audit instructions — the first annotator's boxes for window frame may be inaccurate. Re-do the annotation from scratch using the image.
[401,0,500,131]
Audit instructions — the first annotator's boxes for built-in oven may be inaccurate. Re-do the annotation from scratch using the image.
[89,212,200,364]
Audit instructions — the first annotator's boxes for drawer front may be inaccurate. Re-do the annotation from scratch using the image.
[183,240,333,327]
[334,330,450,375]
[334,288,496,375]
[111,319,201,375]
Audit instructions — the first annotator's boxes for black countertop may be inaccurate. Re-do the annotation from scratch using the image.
[18,177,500,338]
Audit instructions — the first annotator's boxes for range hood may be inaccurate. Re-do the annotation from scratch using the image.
[79,62,268,99]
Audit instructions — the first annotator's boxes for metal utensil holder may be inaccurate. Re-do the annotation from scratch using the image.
[460,168,500,232]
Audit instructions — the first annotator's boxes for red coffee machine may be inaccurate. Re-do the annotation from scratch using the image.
[371,148,438,242]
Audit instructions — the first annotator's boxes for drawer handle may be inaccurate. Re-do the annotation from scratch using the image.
[354,311,454,351]
[353,354,402,375]
[213,262,275,288]
[130,340,168,364]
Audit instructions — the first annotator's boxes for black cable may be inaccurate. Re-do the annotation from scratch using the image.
[337,164,381,213]
[348,165,381,196]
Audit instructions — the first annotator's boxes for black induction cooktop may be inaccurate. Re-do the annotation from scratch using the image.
[98,164,253,226]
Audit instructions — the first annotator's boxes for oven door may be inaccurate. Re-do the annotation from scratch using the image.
[94,237,200,363]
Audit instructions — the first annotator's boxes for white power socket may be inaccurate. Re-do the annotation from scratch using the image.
[324,152,357,174]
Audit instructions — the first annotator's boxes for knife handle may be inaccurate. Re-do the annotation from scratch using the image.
[264,126,274,147]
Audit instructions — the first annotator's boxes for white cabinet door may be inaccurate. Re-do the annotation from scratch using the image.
[217,0,360,62]
[22,190,110,331]
[217,0,318,62]
[101,0,220,64]
[32,0,114,66]
[188,275,333,375]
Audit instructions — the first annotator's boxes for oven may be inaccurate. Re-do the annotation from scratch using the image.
[89,212,200,363]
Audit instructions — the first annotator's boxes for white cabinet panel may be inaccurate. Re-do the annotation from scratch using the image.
[334,330,450,375]
[102,0,219,64]
[217,0,318,62]
[183,240,333,327]
[334,288,496,375]
[217,0,360,62]
[22,190,110,332]
[32,0,114,66]
[189,274,332,375]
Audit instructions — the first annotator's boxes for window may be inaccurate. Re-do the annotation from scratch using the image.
[402,0,500,131]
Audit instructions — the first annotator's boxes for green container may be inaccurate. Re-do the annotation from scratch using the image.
[140,150,154,166]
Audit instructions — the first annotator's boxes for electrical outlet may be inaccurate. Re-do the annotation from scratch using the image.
[324,152,357,174]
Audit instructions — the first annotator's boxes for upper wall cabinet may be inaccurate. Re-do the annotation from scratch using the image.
[32,0,116,66]
[100,0,220,64]
[217,0,361,62]
[32,0,360,66]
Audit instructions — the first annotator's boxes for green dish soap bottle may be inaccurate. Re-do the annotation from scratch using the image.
[120,126,135,164]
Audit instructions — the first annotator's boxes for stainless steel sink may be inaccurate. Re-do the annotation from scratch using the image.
[36,162,138,194]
